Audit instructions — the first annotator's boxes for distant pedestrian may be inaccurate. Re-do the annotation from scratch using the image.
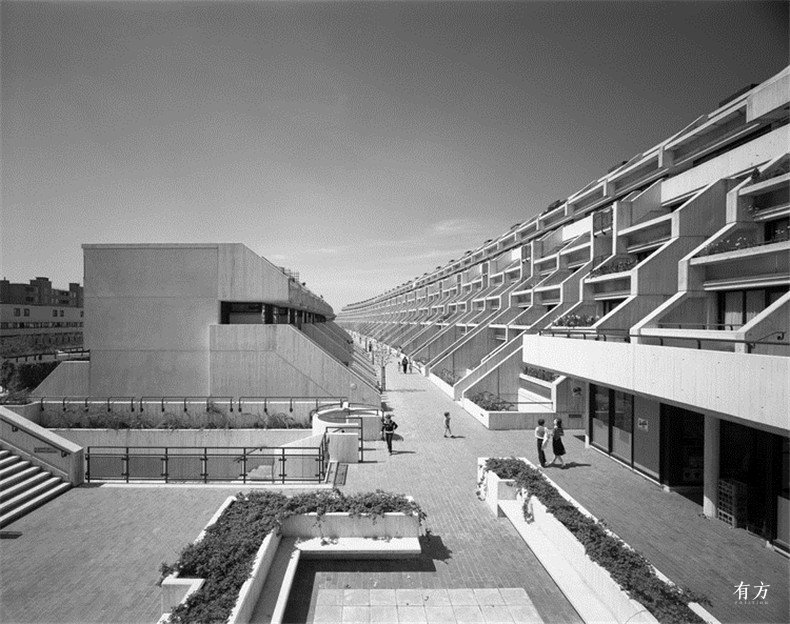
[381,414,399,454]
[408,358,413,373]
[443,411,453,438]
[549,418,566,467]
[535,418,548,467]
[402,356,409,374]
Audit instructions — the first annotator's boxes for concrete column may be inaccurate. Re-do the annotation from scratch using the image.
[703,414,720,517]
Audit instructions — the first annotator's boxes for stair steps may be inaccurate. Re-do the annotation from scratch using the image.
[0,450,71,529]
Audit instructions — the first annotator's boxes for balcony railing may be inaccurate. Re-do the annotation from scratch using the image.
[588,255,638,278]
[699,228,789,256]
[551,313,600,328]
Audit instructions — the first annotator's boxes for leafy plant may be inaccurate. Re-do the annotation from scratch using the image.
[522,365,559,382]
[469,391,512,411]
[436,368,460,385]
[482,458,708,624]
[589,257,638,277]
[552,313,599,327]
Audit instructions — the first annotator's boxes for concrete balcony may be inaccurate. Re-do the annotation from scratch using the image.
[522,334,788,434]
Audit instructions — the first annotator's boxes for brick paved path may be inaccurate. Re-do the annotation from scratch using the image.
[284,364,582,623]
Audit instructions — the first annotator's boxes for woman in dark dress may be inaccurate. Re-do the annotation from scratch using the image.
[550,417,566,467]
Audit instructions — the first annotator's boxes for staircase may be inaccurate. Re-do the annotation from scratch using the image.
[0,447,71,528]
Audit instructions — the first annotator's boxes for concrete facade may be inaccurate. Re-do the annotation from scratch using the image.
[38,243,378,404]
[338,68,790,551]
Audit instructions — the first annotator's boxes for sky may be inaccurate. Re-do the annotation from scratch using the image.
[1,1,788,311]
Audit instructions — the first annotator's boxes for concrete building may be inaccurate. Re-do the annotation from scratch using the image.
[36,243,379,405]
[0,278,84,356]
[337,67,790,552]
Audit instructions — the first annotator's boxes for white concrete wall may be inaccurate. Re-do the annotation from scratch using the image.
[31,361,90,398]
[210,325,379,405]
[83,244,220,396]
[522,334,789,434]
[661,126,790,202]
[217,244,290,305]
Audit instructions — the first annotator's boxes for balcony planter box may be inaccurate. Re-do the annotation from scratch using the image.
[160,498,422,624]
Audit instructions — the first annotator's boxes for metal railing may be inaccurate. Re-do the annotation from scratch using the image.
[1,349,89,364]
[536,328,788,353]
[85,444,326,484]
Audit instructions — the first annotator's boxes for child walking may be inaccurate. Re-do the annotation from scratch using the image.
[443,411,453,438]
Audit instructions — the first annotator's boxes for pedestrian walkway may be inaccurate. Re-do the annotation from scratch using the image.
[285,364,583,623]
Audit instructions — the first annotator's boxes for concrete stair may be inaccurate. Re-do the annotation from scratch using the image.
[0,448,71,528]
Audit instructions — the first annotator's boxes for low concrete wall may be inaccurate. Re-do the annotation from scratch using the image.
[2,402,42,424]
[281,512,421,539]
[462,398,550,430]
[228,532,281,624]
[50,428,308,449]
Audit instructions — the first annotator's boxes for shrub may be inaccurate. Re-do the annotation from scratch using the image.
[469,391,512,411]
[522,365,559,382]
[483,458,707,624]
[435,368,460,385]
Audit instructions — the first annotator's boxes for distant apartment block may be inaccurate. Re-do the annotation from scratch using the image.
[0,277,84,356]
[34,244,379,405]
[338,67,790,552]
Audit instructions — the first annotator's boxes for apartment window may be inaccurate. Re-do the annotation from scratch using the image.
[80,311,84,317]
[765,217,790,244]
[718,287,788,329]
[53,310,58,317]
[601,298,625,316]
[23,308,30,317]
[13,308,20,317]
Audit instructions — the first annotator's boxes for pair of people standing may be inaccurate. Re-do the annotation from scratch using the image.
[535,418,566,468]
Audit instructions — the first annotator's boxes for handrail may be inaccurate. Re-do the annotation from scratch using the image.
[535,328,788,352]
[1,412,77,455]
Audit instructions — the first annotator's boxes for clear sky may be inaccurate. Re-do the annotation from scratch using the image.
[1,1,787,311]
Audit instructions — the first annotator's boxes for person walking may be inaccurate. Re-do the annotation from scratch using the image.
[535,418,548,467]
[549,418,567,467]
[443,411,453,438]
[381,414,399,454]
[402,356,409,374]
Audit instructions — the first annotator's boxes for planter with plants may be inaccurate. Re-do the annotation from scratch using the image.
[477,458,710,624]
[160,489,426,624]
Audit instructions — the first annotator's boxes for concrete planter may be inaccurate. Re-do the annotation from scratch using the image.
[476,458,519,516]
[160,498,421,624]
[477,458,657,624]
[463,399,549,430]
[478,458,716,624]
